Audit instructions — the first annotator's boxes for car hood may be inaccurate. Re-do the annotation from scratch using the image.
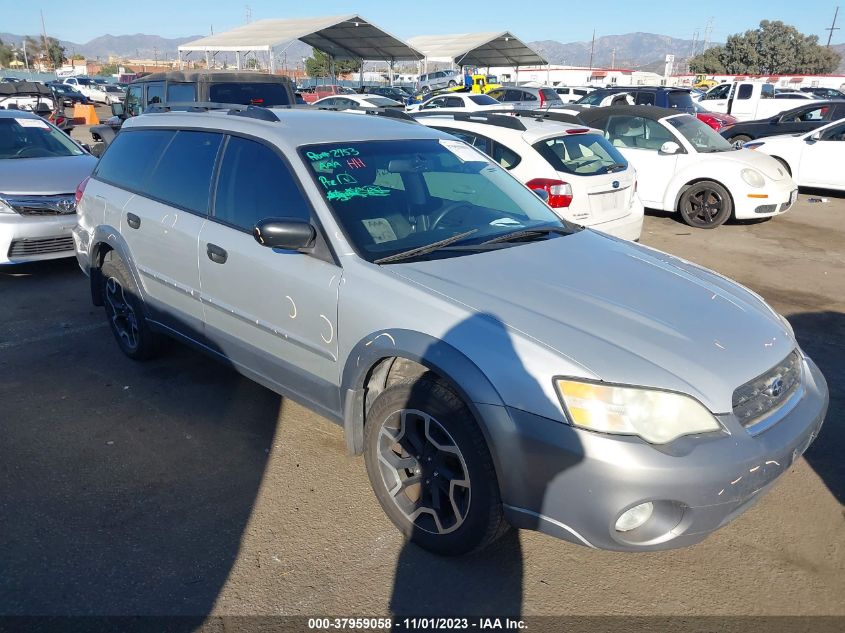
[389,230,794,413]
[712,148,790,181]
[0,154,98,195]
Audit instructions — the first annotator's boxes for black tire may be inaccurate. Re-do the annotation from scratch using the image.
[728,134,752,145]
[100,252,162,360]
[678,180,733,229]
[421,86,431,93]
[447,80,457,87]
[364,375,508,556]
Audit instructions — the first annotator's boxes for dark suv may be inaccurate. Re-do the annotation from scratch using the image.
[575,87,695,112]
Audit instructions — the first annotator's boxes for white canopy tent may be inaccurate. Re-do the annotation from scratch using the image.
[407,32,547,74]
[178,14,424,80]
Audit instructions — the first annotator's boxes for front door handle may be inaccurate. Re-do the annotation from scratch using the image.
[206,243,228,264]
[126,212,141,229]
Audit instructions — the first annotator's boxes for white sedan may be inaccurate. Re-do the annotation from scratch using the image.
[745,118,845,191]
[311,94,403,112]
[406,93,507,113]
[577,106,799,228]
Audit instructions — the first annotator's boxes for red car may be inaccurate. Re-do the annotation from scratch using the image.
[693,102,737,131]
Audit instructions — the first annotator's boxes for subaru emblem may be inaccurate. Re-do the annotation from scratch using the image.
[764,376,785,398]
[57,199,76,214]
[612,181,620,189]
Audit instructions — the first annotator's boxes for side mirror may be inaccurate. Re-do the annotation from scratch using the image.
[659,141,682,155]
[111,102,125,117]
[532,188,550,202]
[253,218,315,251]
[808,131,822,142]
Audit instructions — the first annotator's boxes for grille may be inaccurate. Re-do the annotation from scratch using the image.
[8,236,74,258]
[4,195,77,216]
[754,204,777,214]
[733,350,802,428]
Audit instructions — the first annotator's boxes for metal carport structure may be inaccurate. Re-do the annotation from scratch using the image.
[406,32,547,74]
[177,14,424,80]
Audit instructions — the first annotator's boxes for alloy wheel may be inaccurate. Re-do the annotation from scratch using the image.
[684,187,725,227]
[105,276,140,351]
[376,409,471,535]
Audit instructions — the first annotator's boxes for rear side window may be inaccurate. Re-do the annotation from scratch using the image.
[634,92,656,105]
[667,91,694,110]
[492,142,521,169]
[213,136,310,231]
[167,83,196,102]
[534,133,627,175]
[761,84,775,99]
[95,129,175,191]
[208,83,292,107]
[737,85,753,100]
[145,131,222,214]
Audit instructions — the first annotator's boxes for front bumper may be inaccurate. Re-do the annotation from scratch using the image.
[0,213,77,264]
[733,179,797,219]
[480,355,828,551]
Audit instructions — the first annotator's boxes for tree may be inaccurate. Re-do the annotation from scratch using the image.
[97,64,119,76]
[71,53,85,61]
[45,37,65,68]
[0,39,13,67]
[689,20,841,75]
[304,48,361,78]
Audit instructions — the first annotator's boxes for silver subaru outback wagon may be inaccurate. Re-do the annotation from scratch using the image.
[73,106,828,556]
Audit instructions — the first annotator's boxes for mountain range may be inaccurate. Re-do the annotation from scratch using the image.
[2,31,843,74]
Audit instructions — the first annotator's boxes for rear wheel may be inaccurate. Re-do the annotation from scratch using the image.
[100,252,162,360]
[447,80,457,87]
[364,375,508,556]
[678,181,733,229]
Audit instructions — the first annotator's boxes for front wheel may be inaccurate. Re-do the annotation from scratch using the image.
[100,252,163,360]
[364,375,508,556]
[447,80,457,87]
[678,181,733,228]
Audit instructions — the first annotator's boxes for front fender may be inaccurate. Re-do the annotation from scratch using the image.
[341,328,506,454]
[663,161,737,211]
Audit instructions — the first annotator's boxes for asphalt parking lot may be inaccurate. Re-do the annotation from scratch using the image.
[1,162,843,619]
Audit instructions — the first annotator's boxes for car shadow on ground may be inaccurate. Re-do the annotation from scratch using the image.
[787,310,845,506]
[0,260,281,625]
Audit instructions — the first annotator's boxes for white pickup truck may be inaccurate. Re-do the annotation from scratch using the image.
[61,77,101,102]
[698,81,823,121]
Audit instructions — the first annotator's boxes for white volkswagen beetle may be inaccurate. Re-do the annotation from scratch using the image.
[576,105,799,228]
[744,118,845,191]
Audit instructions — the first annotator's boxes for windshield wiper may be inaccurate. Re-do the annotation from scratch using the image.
[481,226,569,245]
[374,229,479,264]
[604,163,627,173]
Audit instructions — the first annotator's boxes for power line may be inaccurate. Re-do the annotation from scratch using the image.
[826,6,840,47]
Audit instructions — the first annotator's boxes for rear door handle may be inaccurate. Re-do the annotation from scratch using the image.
[126,212,141,229]
[206,243,228,264]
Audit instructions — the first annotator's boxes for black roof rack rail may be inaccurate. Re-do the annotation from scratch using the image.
[144,102,281,122]
[511,108,587,125]
[410,110,527,131]
[313,105,418,123]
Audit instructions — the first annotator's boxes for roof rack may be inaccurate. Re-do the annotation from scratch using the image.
[145,102,282,122]
[410,110,527,131]
[511,108,587,125]
[312,105,417,123]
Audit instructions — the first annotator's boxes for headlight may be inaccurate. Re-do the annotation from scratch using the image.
[741,168,765,188]
[556,379,720,444]
[0,198,17,215]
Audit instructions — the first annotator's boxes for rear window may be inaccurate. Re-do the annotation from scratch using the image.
[667,91,694,110]
[208,82,292,106]
[469,94,498,105]
[533,133,627,176]
[540,88,562,102]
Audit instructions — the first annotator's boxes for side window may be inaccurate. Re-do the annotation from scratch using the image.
[634,92,656,105]
[737,84,753,100]
[126,85,143,116]
[145,131,222,214]
[522,91,538,101]
[703,84,730,100]
[146,82,164,105]
[166,83,196,103]
[214,136,311,231]
[605,116,673,150]
[761,84,775,99]
[423,97,446,109]
[94,129,175,190]
[492,142,521,170]
[795,107,826,121]
[487,89,505,101]
[445,97,464,108]
[821,122,845,141]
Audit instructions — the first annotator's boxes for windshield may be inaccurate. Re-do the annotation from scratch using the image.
[533,133,628,175]
[574,91,607,106]
[0,116,84,159]
[300,139,572,262]
[208,82,292,106]
[76,78,94,85]
[104,85,123,92]
[667,115,733,152]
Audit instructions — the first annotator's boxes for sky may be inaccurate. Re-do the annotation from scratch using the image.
[2,0,842,45]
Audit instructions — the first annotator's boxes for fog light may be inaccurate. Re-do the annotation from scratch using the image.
[615,502,654,532]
